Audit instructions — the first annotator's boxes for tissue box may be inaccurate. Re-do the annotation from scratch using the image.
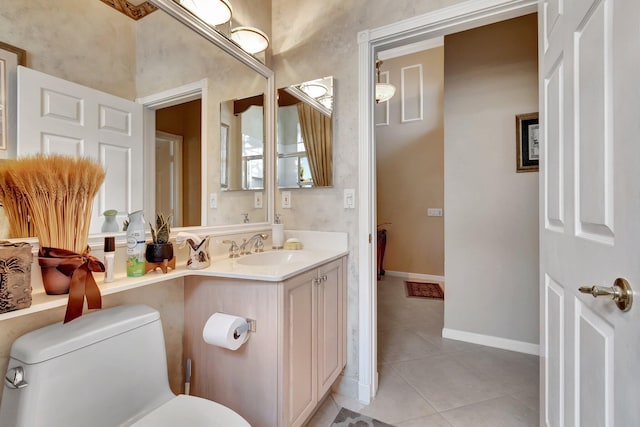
[0,241,33,314]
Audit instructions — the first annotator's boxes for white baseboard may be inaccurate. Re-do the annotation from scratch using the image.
[442,327,539,356]
[385,270,445,282]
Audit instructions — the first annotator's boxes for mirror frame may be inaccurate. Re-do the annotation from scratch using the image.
[79,0,275,248]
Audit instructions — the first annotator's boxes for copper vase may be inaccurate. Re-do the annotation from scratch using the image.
[38,256,72,295]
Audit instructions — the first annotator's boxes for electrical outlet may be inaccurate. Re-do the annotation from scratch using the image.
[344,188,356,209]
[209,193,217,209]
[281,191,291,209]
[427,208,443,217]
[254,192,263,209]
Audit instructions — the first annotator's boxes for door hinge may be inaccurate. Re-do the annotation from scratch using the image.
[369,233,372,244]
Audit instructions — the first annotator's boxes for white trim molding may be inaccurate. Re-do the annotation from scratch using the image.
[442,328,540,356]
[379,37,444,61]
[401,64,424,123]
[357,0,537,404]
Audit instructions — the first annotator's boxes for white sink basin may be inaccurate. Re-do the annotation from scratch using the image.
[236,251,313,266]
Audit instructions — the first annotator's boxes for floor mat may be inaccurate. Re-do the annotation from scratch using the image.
[405,281,444,299]
[330,407,395,426]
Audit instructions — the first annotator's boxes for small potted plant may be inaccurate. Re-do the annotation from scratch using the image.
[145,213,174,263]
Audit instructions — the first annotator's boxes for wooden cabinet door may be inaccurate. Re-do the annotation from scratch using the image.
[282,269,317,427]
[316,258,344,397]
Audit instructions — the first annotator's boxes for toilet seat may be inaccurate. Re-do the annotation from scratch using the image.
[131,395,250,426]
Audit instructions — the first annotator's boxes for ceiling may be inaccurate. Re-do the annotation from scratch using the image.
[99,0,158,20]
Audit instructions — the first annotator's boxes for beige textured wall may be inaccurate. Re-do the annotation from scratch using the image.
[375,48,445,277]
[0,0,136,99]
[443,14,539,344]
[271,0,467,388]
[156,100,203,226]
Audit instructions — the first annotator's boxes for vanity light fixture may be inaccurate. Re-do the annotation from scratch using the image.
[375,59,396,103]
[299,82,328,99]
[230,26,270,54]
[178,0,232,26]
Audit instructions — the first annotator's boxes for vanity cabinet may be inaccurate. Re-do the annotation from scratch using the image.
[183,256,346,427]
[283,258,345,426]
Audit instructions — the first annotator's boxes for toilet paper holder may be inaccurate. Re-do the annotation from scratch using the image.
[233,318,256,339]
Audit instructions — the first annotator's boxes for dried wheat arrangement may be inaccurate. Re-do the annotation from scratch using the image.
[4,155,105,253]
[0,169,33,238]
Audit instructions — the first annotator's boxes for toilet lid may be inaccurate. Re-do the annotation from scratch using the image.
[131,395,251,427]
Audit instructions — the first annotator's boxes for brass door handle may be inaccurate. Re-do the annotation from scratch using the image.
[579,277,633,312]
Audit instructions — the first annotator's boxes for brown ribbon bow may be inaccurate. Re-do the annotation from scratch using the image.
[39,247,105,323]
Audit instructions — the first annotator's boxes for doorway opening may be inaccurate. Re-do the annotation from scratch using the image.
[139,80,208,227]
[357,0,538,404]
[155,99,202,227]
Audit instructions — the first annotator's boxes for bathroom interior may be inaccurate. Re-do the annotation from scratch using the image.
[0,0,542,426]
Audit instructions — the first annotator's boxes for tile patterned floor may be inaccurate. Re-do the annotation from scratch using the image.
[305,276,540,426]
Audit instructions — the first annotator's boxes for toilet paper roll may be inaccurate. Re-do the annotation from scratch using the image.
[202,313,249,351]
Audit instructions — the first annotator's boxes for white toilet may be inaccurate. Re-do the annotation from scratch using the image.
[0,304,250,427]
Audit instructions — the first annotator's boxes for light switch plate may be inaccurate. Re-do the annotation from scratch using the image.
[281,191,291,209]
[344,188,355,209]
[427,208,443,217]
[254,192,263,209]
[209,193,217,209]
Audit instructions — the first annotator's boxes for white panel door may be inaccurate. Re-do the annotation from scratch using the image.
[17,66,143,234]
[540,1,640,426]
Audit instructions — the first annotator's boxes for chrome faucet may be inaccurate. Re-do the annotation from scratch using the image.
[239,233,268,255]
[222,240,241,258]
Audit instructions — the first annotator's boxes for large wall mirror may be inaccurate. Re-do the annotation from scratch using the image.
[0,0,273,238]
[277,76,334,188]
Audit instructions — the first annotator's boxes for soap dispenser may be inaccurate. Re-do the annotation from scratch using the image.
[272,213,284,249]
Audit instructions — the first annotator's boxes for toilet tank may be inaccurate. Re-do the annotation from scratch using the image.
[0,305,175,427]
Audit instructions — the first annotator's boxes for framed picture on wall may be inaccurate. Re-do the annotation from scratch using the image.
[516,112,539,172]
[0,41,26,152]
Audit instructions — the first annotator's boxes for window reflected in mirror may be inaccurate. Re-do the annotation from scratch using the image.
[220,94,265,191]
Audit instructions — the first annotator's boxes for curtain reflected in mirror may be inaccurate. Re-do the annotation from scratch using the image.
[277,76,333,188]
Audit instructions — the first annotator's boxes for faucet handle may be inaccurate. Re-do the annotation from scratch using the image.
[222,240,240,258]
[239,238,253,256]
[254,238,264,253]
